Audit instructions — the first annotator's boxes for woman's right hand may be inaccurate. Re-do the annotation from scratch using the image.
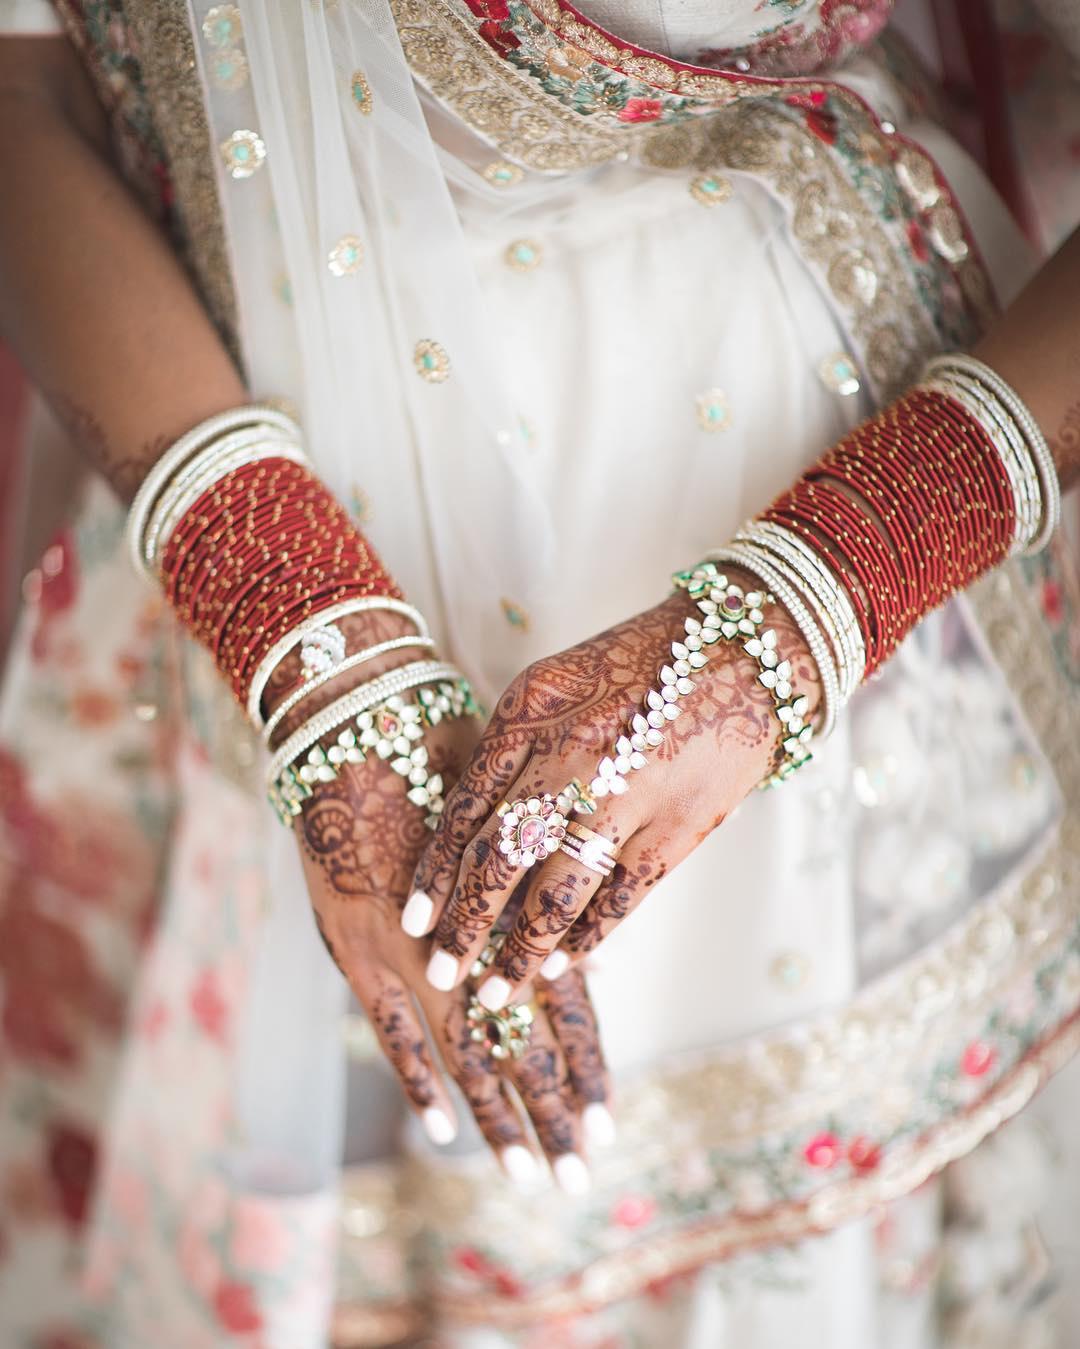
[292,712,612,1191]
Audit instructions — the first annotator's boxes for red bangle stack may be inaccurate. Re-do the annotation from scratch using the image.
[160,456,401,703]
[762,388,1015,678]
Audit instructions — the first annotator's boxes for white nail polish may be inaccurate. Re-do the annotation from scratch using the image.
[422,1107,457,1146]
[501,1145,541,1189]
[401,891,434,937]
[540,949,570,981]
[477,975,512,1011]
[553,1153,590,1196]
[426,949,458,991]
[583,1102,616,1150]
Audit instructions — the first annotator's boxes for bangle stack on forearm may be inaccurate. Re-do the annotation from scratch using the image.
[699,353,1061,748]
[125,405,477,826]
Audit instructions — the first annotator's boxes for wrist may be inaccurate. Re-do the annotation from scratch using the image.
[264,611,437,749]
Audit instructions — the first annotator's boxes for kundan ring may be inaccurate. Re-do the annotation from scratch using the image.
[467,995,535,1061]
[496,794,567,868]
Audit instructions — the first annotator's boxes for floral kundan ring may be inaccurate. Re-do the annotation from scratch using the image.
[496,794,567,868]
[467,995,535,1062]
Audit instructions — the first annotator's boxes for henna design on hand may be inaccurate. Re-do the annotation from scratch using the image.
[510,1038,578,1158]
[537,969,608,1108]
[563,844,666,957]
[48,392,168,503]
[441,1003,525,1149]
[498,869,584,983]
[433,827,518,958]
[370,979,437,1110]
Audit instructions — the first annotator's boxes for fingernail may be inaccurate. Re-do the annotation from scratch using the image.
[401,891,434,937]
[501,1145,541,1190]
[540,949,570,981]
[477,975,512,1011]
[553,1153,590,1196]
[426,949,459,991]
[583,1102,616,1151]
[422,1107,457,1146]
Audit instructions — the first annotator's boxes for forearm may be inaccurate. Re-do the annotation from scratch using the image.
[0,39,246,500]
[976,225,1080,489]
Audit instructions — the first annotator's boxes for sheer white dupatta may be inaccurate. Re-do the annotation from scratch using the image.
[198,0,557,660]
[184,3,558,1331]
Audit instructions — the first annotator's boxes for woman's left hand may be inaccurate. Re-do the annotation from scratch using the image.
[405,574,820,1009]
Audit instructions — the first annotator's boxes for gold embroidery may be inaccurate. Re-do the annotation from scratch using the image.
[350,69,374,115]
[504,238,543,271]
[483,161,526,186]
[695,389,731,432]
[123,0,241,362]
[202,4,242,48]
[328,235,365,276]
[414,339,451,383]
[818,352,861,397]
[219,128,266,179]
[689,172,733,206]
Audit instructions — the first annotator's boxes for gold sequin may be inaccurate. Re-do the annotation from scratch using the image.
[482,161,525,188]
[328,235,365,276]
[414,339,450,383]
[350,487,373,524]
[818,353,861,397]
[208,48,248,91]
[219,129,266,179]
[501,598,530,631]
[350,69,374,115]
[770,951,810,990]
[689,173,733,207]
[695,389,731,433]
[504,239,543,272]
[202,4,242,47]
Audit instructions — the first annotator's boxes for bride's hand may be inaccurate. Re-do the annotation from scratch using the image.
[294,714,610,1186]
[406,573,820,1010]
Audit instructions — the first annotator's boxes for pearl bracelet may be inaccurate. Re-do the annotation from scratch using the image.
[691,553,829,760]
[266,658,457,791]
[268,668,478,828]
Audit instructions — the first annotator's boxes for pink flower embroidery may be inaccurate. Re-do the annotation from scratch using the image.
[213,1280,264,1334]
[190,968,229,1043]
[229,1198,291,1274]
[46,1122,98,1228]
[803,1131,842,1168]
[847,1136,882,1173]
[906,218,930,263]
[611,1194,657,1229]
[1042,578,1064,625]
[961,1040,996,1077]
[618,98,664,124]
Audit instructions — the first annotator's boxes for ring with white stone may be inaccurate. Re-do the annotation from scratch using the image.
[561,821,618,876]
[496,794,567,868]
